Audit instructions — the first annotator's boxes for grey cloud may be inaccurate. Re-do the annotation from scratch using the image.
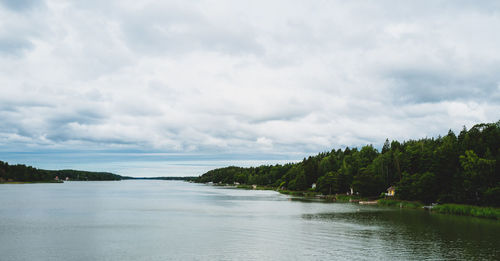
[0,0,42,11]
[0,1,49,57]
[0,95,108,146]
[207,99,314,125]
[0,99,52,112]
[120,4,264,56]
[387,69,500,104]
[0,35,34,56]
[246,110,311,124]
[45,132,137,145]
[46,109,106,128]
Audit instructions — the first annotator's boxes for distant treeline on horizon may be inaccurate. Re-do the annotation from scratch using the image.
[0,163,194,182]
[0,164,122,182]
[123,176,196,181]
[196,120,500,207]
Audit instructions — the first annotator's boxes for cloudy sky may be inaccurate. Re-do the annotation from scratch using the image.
[1,0,499,176]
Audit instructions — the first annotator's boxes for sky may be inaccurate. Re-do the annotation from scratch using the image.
[1,0,499,177]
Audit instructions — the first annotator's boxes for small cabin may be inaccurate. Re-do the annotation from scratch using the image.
[386,186,396,196]
[252,184,257,189]
[311,183,316,189]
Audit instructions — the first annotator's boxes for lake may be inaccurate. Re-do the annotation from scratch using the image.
[0,180,499,260]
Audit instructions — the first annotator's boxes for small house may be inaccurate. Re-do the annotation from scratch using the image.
[252,184,257,189]
[386,186,396,196]
[311,183,316,189]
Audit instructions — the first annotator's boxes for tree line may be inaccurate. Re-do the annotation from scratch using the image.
[196,121,500,207]
[123,176,197,181]
[0,162,122,182]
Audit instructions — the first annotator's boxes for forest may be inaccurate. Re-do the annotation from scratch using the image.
[196,121,500,207]
[0,162,122,182]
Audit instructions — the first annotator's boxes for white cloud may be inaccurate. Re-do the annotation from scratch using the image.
[1,0,499,176]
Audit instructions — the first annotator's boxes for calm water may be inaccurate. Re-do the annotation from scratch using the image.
[0,180,499,261]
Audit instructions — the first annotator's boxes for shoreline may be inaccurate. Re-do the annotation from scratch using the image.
[207,183,500,220]
[0,181,64,184]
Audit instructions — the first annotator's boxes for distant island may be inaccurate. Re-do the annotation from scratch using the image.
[0,162,194,183]
[196,121,500,212]
[0,162,122,183]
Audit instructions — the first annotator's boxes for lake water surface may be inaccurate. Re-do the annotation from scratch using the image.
[0,180,499,260]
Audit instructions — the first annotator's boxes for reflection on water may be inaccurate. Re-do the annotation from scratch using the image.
[0,180,498,260]
[303,209,500,260]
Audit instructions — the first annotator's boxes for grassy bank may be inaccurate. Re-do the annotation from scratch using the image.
[377,199,423,209]
[335,194,362,202]
[279,191,364,202]
[278,190,322,197]
[432,204,500,220]
[234,184,320,197]
[232,184,363,201]
[218,184,500,220]
[235,184,276,190]
[378,199,500,220]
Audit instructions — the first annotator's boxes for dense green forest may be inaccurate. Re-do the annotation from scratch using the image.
[0,161,122,182]
[196,121,500,207]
